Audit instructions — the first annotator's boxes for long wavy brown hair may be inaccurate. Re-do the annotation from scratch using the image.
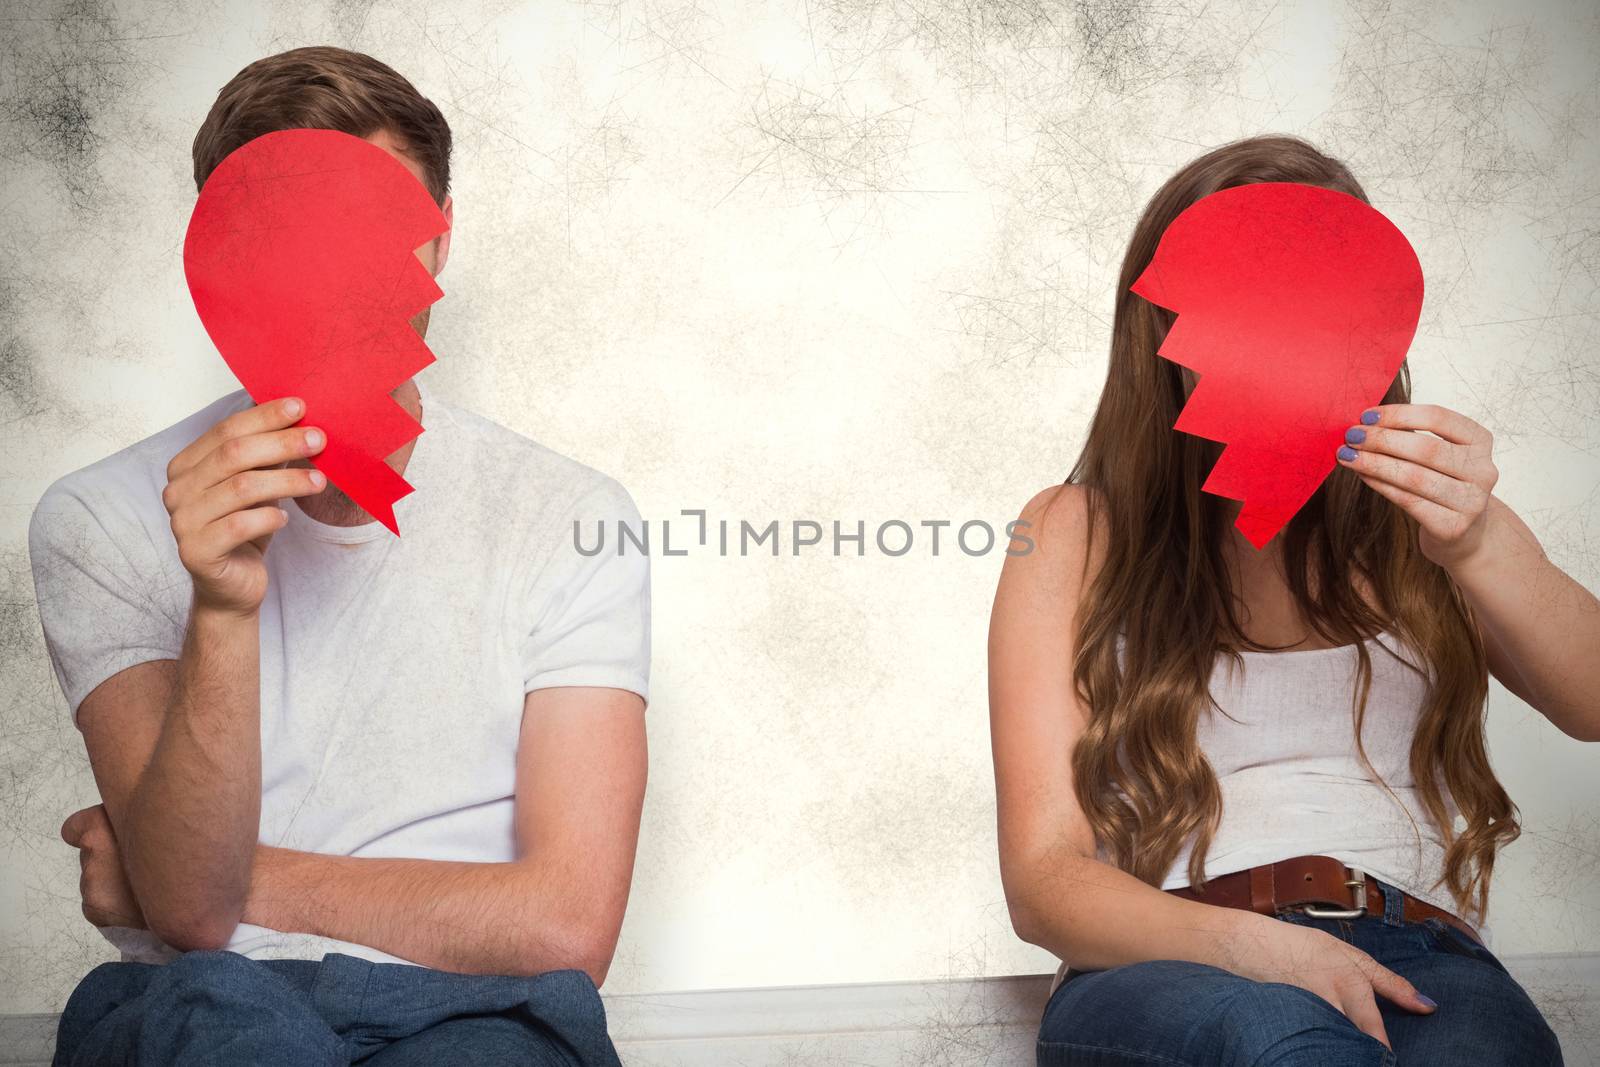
[1067,135,1518,924]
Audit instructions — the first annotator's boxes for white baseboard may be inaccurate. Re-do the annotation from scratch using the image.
[606,973,1050,1065]
[4,958,1595,1066]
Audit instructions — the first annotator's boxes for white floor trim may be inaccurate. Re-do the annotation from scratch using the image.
[4,957,1595,1065]
[606,973,1051,1065]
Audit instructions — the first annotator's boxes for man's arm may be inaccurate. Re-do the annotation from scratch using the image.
[69,398,331,950]
[78,634,257,952]
[243,686,647,984]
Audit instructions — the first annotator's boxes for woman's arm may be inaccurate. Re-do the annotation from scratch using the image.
[990,485,1238,970]
[1338,403,1600,741]
[989,483,1434,1050]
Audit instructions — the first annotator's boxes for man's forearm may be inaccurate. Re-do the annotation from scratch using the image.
[121,602,262,949]
[245,845,618,983]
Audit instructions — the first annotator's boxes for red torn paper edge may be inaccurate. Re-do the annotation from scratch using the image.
[183,128,450,535]
[1131,182,1424,549]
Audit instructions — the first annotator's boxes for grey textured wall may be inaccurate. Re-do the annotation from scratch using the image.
[2,0,1597,1014]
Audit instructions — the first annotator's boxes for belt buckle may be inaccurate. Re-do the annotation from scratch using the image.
[1299,866,1368,919]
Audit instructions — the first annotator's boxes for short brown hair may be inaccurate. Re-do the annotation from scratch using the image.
[192,46,451,204]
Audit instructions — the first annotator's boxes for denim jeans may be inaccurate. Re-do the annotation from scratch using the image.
[1037,878,1562,1066]
[52,950,621,1067]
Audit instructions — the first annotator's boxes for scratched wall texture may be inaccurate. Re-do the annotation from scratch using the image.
[2,0,1597,1017]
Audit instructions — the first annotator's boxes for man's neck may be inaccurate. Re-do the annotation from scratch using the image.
[294,378,422,528]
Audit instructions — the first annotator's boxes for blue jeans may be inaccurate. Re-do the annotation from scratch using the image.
[1038,879,1562,1066]
[52,950,621,1066]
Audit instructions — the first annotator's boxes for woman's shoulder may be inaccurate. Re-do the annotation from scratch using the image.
[1013,482,1110,563]
[998,482,1112,609]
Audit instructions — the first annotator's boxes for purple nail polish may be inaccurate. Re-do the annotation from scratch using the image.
[1418,993,1438,1009]
[1345,427,1366,444]
[1338,445,1358,462]
[1361,409,1380,425]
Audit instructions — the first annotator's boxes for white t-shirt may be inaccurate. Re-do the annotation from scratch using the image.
[28,378,650,966]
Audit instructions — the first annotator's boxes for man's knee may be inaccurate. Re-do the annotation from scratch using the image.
[366,1015,576,1067]
[56,952,342,1067]
[57,960,160,1055]
[136,951,286,1016]
[353,967,618,1067]
[523,968,605,1017]
[65,960,158,1011]
[516,969,618,1067]
[150,949,256,986]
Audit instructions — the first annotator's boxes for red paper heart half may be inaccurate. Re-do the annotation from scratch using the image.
[1131,182,1424,549]
[184,128,450,535]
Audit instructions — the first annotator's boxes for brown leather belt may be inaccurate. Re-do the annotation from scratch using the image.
[1166,855,1482,946]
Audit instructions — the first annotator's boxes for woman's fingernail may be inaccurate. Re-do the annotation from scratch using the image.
[285,398,304,418]
[309,470,326,489]
[1345,427,1366,444]
[1418,993,1437,1009]
[1361,409,1380,425]
[1338,445,1359,462]
[306,429,325,450]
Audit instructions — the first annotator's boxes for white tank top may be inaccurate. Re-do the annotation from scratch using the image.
[1137,630,1465,920]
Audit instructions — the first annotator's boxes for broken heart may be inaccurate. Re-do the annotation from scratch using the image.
[184,128,450,535]
[1131,182,1424,549]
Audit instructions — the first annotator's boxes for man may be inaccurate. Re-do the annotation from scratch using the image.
[29,46,649,1066]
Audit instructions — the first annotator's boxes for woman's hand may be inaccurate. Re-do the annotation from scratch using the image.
[1216,912,1436,1050]
[1336,403,1498,573]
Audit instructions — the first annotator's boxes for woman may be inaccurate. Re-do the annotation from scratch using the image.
[988,135,1595,1066]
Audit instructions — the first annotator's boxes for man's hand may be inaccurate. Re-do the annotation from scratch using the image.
[61,805,146,930]
[162,396,328,616]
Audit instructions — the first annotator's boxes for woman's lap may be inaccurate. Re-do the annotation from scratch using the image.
[1038,957,1394,1066]
[1037,916,1561,1067]
[1373,919,1561,1066]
